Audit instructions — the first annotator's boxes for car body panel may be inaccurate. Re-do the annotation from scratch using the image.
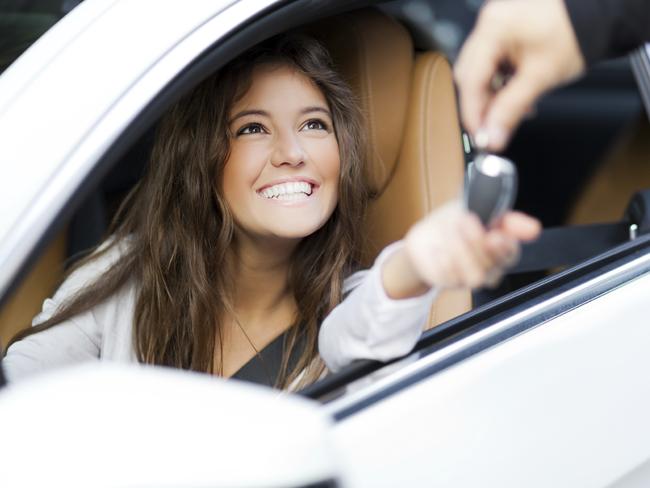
[0,363,339,488]
[331,267,650,487]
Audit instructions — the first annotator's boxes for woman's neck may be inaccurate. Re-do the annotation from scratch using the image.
[216,233,299,378]
[229,232,298,324]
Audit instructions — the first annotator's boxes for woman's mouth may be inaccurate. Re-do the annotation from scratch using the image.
[257,181,315,201]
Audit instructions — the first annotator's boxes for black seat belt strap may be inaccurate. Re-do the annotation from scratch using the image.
[512,222,631,274]
[510,189,650,274]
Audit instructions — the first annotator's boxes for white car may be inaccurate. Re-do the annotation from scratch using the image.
[2,1,650,487]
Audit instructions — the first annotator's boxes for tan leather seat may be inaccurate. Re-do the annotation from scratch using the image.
[568,117,650,225]
[0,233,66,350]
[308,9,471,327]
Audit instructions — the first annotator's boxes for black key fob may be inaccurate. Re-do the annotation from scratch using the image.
[465,154,518,226]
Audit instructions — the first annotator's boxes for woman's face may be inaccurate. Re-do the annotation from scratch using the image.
[222,64,340,245]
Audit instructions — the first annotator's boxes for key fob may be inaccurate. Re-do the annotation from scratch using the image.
[465,154,518,226]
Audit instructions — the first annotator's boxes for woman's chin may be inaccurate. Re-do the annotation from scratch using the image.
[269,224,323,240]
[255,218,327,241]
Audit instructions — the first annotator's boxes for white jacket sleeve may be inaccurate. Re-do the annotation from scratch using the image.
[318,241,438,372]
[3,309,101,382]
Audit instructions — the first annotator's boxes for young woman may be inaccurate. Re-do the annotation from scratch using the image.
[3,35,540,390]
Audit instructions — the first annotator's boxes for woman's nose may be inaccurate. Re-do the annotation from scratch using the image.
[270,131,305,167]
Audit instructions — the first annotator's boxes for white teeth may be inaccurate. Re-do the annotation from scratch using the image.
[277,192,305,201]
[259,181,313,199]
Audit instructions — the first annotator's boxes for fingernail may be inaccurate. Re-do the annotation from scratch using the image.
[474,128,489,150]
[487,126,507,150]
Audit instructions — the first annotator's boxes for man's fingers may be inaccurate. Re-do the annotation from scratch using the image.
[482,66,549,151]
[454,29,503,135]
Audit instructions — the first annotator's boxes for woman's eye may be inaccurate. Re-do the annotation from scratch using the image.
[237,123,265,136]
[303,119,328,131]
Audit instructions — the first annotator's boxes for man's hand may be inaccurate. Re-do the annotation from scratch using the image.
[454,0,586,151]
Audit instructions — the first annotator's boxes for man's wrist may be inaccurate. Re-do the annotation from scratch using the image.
[563,0,610,66]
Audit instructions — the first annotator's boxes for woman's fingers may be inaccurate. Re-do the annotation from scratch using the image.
[496,211,542,242]
[441,213,516,289]
[458,212,492,270]
[405,202,539,290]
[485,231,520,268]
[452,221,489,288]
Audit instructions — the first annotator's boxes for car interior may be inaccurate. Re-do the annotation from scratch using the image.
[0,0,648,390]
[0,3,475,350]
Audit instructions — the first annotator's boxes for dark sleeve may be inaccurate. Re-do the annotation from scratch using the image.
[564,0,650,65]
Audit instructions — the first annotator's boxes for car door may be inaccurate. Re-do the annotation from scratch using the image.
[306,231,650,487]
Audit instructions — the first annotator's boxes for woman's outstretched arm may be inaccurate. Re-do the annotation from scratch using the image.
[319,202,540,372]
[318,241,438,373]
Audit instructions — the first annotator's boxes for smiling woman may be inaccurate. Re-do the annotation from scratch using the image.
[3,34,370,389]
[3,32,538,390]
[223,64,341,241]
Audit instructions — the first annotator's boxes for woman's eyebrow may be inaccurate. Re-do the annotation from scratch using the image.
[301,106,331,117]
[229,109,269,123]
[229,106,331,123]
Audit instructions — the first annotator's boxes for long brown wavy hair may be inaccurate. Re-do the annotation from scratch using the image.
[7,34,369,389]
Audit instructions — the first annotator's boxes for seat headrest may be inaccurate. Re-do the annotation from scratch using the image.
[304,9,414,195]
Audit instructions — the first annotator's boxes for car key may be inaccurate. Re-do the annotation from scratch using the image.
[465,152,518,227]
[462,61,518,226]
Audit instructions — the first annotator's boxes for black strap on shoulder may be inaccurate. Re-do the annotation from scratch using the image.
[231,330,306,388]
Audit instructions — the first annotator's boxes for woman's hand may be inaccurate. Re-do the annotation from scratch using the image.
[381,201,541,299]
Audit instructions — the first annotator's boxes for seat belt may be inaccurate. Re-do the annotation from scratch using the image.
[510,189,650,274]
[512,222,630,273]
